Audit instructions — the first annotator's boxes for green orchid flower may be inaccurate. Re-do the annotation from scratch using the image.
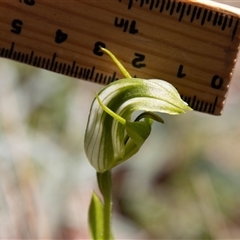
[85,48,192,240]
[84,48,192,173]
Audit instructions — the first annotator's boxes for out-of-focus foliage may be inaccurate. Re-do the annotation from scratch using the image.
[1,1,240,238]
[0,59,97,239]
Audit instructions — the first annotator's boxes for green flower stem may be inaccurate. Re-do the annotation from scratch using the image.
[97,170,113,240]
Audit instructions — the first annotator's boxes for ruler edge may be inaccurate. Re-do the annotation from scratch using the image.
[169,0,240,17]
[1,0,240,116]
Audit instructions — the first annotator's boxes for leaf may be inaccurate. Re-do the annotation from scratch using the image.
[125,120,151,147]
[88,192,104,240]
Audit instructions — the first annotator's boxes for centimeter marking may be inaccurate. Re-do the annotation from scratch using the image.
[0,0,240,115]
[0,42,116,84]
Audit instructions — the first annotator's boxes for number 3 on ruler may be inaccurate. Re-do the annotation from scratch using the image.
[93,41,146,69]
[19,0,35,6]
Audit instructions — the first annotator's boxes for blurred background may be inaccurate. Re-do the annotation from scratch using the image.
[1,1,240,239]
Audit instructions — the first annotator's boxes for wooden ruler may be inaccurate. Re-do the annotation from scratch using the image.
[0,0,240,115]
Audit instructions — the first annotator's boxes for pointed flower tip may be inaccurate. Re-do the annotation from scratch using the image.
[183,102,193,112]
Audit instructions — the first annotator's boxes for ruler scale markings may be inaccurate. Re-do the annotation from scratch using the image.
[62,64,67,75]
[94,73,99,83]
[41,57,45,69]
[37,56,42,67]
[0,0,240,115]
[218,13,223,26]
[229,16,233,28]
[35,56,40,67]
[190,6,198,22]
[74,66,79,79]
[196,7,202,20]
[24,54,29,64]
[170,1,176,15]
[12,51,16,60]
[16,52,21,61]
[58,63,62,74]
[213,12,219,26]
[212,96,219,114]
[66,65,70,76]
[232,20,239,41]
[186,4,191,16]
[207,10,212,22]
[7,42,13,58]
[160,0,166,13]
[20,53,25,64]
[198,99,204,111]
[192,95,197,109]
[204,102,208,112]
[154,1,234,39]
[33,56,37,67]
[155,0,160,9]
[166,0,171,11]
[201,9,208,25]
[221,15,228,30]
[70,61,76,77]
[53,61,58,73]
[176,2,182,13]
[126,0,238,40]
[149,0,155,10]
[78,67,83,80]
[179,3,186,21]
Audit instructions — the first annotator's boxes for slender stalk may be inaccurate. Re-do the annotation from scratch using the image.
[97,170,113,240]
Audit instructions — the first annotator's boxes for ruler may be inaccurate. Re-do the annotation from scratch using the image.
[0,0,240,115]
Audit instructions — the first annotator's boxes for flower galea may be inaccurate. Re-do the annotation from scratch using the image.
[84,48,192,173]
